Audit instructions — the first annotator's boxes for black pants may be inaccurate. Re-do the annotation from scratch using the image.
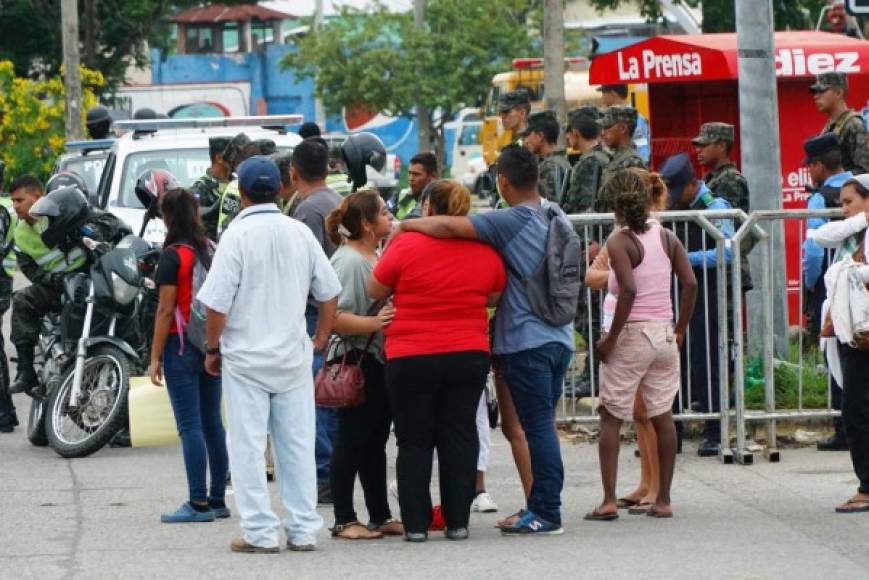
[0,276,15,429]
[330,355,393,526]
[838,342,869,493]
[386,351,489,533]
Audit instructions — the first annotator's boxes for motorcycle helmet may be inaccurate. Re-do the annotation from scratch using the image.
[134,168,179,218]
[29,186,90,249]
[85,105,112,139]
[46,171,88,196]
[341,132,387,190]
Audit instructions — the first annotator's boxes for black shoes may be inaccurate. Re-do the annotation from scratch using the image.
[817,432,849,452]
[10,344,37,396]
[697,439,721,457]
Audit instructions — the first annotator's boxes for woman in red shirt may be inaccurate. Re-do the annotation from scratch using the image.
[369,180,506,541]
[149,188,228,524]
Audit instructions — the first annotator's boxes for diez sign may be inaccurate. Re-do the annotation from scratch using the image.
[616,48,861,82]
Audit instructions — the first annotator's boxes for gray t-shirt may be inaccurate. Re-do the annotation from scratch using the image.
[294,186,343,257]
[329,244,384,362]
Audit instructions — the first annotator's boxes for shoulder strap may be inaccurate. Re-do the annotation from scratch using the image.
[617,228,645,269]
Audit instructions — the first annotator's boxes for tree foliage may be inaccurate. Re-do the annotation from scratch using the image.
[0,0,255,91]
[282,0,538,160]
[0,60,104,182]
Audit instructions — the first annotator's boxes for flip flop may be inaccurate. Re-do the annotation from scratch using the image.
[616,497,640,509]
[584,508,619,522]
[835,498,869,513]
[628,502,654,515]
[646,507,674,519]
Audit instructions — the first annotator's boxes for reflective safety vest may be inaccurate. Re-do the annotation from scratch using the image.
[392,188,418,220]
[217,179,242,238]
[14,217,86,275]
[326,173,353,196]
[0,197,16,277]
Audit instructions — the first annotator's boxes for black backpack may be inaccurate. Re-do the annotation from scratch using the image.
[520,204,582,326]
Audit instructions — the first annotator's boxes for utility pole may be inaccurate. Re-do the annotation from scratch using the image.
[313,0,326,129]
[61,0,84,140]
[735,1,788,356]
[413,0,432,153]
[543,0,567,146]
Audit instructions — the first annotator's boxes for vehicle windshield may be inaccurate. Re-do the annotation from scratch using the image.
[459,123,482,146]
[60,154,109,196]
[118,148,210,209]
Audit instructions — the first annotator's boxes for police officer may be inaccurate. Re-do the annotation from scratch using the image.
[563,106,611,214]
[597,84,651,163]
[325,143,354,196]
[0,163,17,432]
[521,110,571,204]
[9,177,129,395]
[811,72,869,175]
[692,122,749,212]
[599,106,646,209]
[191,136,231,242]
[85,105,113,140]
[661,153,735,457]
[388,152,438,219]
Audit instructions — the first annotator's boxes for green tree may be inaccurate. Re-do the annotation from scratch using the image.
[0,0,256,92]
[588,0,828,32]
[282,0,538,163]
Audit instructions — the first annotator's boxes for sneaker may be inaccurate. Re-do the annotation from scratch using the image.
[230,538,279,554]
[210,505,231,519]
[500,510,563,536]
[471,491,499,513]
[445,527,469,541]
[697,439,721,457]
[161,502,215,523]
[287,540,316,552]
[817,433,849,452]
[404,532,427,543]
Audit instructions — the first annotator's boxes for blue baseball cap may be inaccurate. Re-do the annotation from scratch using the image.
[237,155,280,200]
[659,152,696,206]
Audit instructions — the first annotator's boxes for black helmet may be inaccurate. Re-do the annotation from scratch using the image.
[134,168,179,218]
[86,105,112,139]
[29,186,90,248]
[46,171,88,196]
[133,107,157,120]
[341,132,387,189]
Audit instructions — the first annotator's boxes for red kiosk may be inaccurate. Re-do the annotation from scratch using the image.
[590,31,869,320]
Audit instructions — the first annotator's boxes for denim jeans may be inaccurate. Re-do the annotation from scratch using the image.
[496,342,572,525]
[162,334,228,504]
[306,304,337,481]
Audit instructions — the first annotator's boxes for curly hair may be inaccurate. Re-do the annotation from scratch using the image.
[625,167,668,211]
[602,169,651,233]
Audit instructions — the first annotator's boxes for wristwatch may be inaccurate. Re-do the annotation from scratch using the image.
[205,345,221,356]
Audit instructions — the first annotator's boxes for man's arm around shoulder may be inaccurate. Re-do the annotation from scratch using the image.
[399,216,478,240]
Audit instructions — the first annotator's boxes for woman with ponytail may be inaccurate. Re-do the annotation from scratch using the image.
[324,190,403,540]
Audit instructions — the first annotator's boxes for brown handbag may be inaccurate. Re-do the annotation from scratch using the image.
[314,333,375,408]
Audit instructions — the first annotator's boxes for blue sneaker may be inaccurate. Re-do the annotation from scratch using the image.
[500,510,563,536]
[161,502,216,523]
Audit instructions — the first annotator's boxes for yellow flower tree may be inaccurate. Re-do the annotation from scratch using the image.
[0,61,104,185]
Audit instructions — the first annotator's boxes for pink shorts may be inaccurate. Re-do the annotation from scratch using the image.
[599,321,680,421]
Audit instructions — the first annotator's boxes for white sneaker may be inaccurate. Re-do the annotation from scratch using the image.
[471,491,498,513]
[388,480,399,502]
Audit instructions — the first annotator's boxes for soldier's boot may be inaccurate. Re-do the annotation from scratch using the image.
[9,343,37,396]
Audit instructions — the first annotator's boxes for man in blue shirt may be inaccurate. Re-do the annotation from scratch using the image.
[399,145,574,536]
[662,153,734,457]
[801,133,851,452]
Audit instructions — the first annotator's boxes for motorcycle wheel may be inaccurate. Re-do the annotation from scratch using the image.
[27,398,48,447]
[45,345,131,459]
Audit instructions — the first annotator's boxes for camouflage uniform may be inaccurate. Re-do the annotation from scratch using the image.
[488,89,531,209]
[191,169,227,242]
[562,144,611,214]
[692,123,750,212]
[216,133,252,238]
[813,73,869,175]
[599,106,646,210]
[537,150,571,203]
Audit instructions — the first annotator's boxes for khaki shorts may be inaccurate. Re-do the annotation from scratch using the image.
[599,321,680,422]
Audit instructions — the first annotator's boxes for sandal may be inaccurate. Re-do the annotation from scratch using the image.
[646,506,674,519]
[616,497,641,509]
[835,497,869,513]
[331,521,383,540]
[628,502,654,515]
[372,518,405,536]
[495,509,525,529]
[583,508,619,522]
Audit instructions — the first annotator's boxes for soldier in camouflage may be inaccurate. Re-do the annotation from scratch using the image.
[487,89,532,209]
[191,136,231,242]
[563,106,611,214]
[811,72,869,174]
[692,122,750,212]
[599,106,646,210]
[216,135,276,238]
[521,110,571,203]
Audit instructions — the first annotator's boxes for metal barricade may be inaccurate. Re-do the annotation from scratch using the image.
[731,208,844,463]
[564,209,757,464]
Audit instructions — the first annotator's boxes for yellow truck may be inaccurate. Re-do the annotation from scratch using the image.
[479,57,649,164]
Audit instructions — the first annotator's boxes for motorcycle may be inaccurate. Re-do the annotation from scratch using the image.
[27,234,159,457]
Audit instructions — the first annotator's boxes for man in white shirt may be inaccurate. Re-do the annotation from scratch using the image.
[198,156,341,553]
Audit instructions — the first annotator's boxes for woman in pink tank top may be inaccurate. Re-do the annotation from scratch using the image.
[585,170,697,521]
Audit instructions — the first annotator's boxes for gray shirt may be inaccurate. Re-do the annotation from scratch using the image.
[329,244,384,363]
[294,186,343,257]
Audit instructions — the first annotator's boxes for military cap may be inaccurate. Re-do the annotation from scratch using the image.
[569,105,602,123]
[802,132,840,165]
[254,138,277,156]
[691,122,735,146]
[222,132,252,168]
[521,110,559,137]
[600,106,637,129]
[810,72,848,93]
[659,152,696,204]
[498,89,531,113]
